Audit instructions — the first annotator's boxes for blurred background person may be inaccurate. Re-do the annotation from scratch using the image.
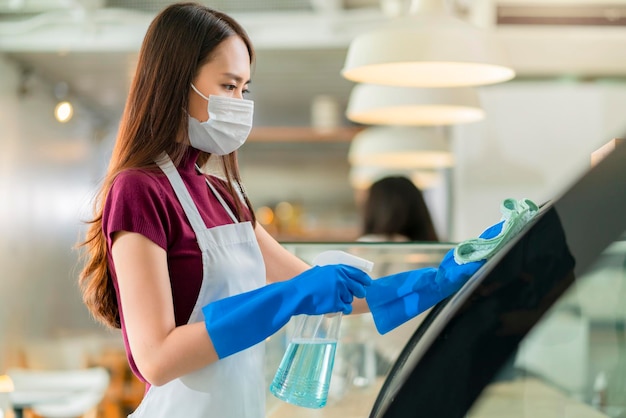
[359,176,439,243]
[341,176,440,386]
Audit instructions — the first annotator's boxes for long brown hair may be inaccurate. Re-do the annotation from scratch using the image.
[78,3,256,328]
[362,176,439,242]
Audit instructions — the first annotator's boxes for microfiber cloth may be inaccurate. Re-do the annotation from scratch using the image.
[454,198,539,265]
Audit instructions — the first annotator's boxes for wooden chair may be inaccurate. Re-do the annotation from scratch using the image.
[90,349,143,418]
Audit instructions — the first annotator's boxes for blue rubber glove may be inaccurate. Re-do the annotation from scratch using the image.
[202,264,372,359]
[366,220,505,335]
[432,219,505,300]
[366,267,438,334]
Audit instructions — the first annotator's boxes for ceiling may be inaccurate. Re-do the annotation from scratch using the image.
[0,0,384,125]
[3,0,626,127]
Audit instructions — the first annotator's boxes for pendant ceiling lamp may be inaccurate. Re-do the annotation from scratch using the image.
[346,83,484,126]
[341,0,515,87]
[348,126,454,169]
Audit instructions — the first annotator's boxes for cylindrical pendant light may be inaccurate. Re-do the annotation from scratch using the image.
[341,0,515,87]
[348,126,454,169]
[346,83,484,126]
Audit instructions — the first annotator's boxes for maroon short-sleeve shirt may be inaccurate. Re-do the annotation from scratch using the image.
[102,147,249,384]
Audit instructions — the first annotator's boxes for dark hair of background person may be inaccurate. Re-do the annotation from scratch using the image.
[77,3,256,329]
[361,176,439,242]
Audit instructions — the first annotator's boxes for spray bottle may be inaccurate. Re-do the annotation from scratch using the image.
[270,250,374,408]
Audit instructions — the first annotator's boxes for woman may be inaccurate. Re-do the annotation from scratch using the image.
[78,3,372,416]
[360,176,439,242]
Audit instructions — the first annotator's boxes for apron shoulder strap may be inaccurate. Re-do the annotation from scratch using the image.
[155,153,209,241]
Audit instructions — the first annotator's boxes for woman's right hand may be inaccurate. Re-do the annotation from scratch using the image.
[203,263,372,359]
[289,264,372,315]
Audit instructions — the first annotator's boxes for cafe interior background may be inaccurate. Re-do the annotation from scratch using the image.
[1,0,626,416]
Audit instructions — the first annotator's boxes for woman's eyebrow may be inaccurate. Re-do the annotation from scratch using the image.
[222,72,251,85]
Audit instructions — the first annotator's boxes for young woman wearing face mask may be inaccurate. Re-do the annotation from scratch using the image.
[78,3,495,417]
[78,3,372,416]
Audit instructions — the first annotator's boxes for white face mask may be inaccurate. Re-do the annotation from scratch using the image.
[188,83,254,155]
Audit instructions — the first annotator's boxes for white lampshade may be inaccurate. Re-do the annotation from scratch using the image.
[346,83,484,126]
[348,126,454,169]
[349,165,442,190]
[342,13,515,87]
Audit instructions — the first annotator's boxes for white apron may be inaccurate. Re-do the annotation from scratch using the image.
[129,154,266,418]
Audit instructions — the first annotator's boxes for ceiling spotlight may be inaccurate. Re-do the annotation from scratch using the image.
[52,81,74,123]
[54,101,74,123]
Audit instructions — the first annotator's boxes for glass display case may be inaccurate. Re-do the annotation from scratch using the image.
[266,142,626,418]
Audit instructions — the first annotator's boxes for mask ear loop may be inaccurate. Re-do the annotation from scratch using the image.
[190,83,210,101]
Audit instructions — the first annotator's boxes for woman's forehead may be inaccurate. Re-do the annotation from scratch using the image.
[204,36,251,77]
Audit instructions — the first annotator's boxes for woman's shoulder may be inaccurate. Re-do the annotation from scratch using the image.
[103,167,172,249]
[107,167,171,206]
[113,166,163,184]
[111,167,167,191]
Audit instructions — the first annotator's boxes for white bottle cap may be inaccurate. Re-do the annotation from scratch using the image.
[312,250,374,273]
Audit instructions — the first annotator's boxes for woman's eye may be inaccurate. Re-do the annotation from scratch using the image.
[243,88,251,95]
[224,84,237,91]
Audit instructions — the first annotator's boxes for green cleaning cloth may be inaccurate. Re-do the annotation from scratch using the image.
[454,198,539,265]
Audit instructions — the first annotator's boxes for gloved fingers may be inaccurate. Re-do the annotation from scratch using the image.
[479,220,504,239]
[417,267,438,278]
[336,265,373,287]
[342,303,353,315]
[342,277,368,299]
[436,258,485,289]
[338,285,354,305]
[440,249,455,265]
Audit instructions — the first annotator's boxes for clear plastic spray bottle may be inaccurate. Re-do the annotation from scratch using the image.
[270,250,374,408]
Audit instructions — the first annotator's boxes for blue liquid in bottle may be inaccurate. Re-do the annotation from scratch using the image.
[270,338,337,408]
